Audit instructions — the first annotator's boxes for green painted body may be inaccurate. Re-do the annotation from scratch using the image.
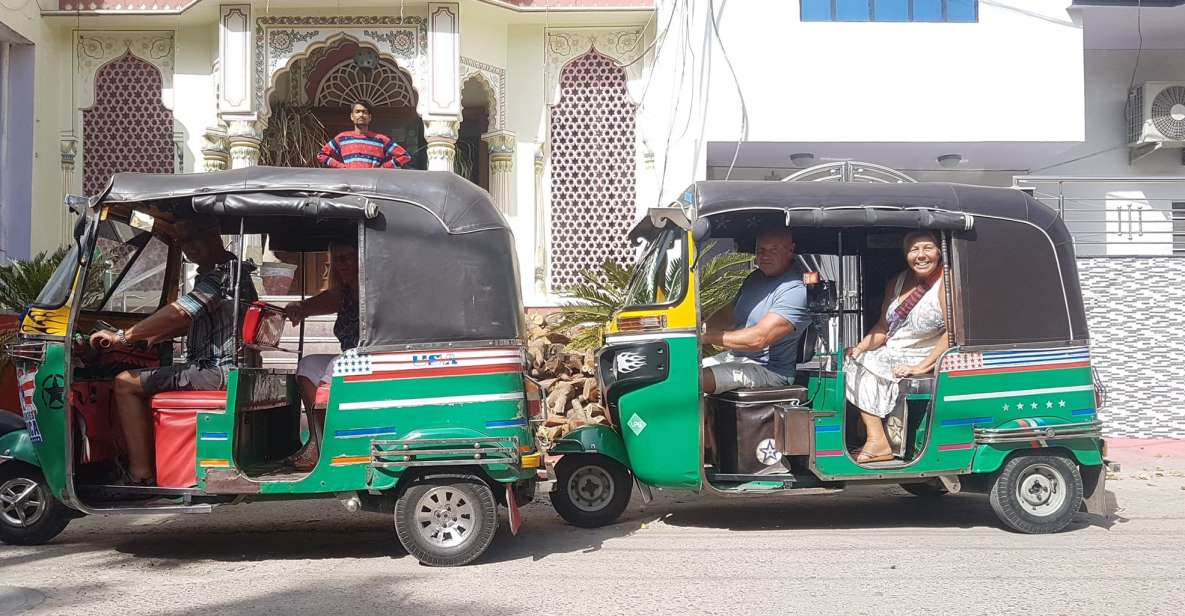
[602,335,1103,490]
[0,429,38,467]
[549,424,630,468]
[16,339,536,504]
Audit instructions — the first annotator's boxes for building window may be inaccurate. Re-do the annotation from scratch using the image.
[801,0,978,22]
[1174,202,1185,255]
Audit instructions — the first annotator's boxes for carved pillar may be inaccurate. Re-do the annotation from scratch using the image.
[533,143,548,296]
[202,126,230,172]
[427,3,461,117]
[226,117,261,169]
[482,130,515,214]
[60,136,78,244]
[218,5,253,115]
[425,117,459,172]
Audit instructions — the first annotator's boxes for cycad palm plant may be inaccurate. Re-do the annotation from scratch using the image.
[549,243,752,351]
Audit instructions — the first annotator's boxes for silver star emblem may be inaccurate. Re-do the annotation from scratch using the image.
[756,439,781,466]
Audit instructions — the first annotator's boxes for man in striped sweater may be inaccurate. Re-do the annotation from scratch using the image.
[317,102,412,169]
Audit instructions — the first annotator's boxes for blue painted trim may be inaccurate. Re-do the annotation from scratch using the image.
[1071,408,1097,417]
[334,426,399,439]
[485,418,528,428]
[199,432,228,441]
[940,416,994,427]
[815,425,841,433]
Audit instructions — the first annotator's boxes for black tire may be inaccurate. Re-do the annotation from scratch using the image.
[899,480,948,498]
[550,455,632,528]
[394,475,499,567]
[989,453,1083,534]
[0,463,73,546]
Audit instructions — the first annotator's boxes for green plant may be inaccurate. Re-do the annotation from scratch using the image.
[0,248,70,313]
[259,103,330,168]
[549,244,752,351]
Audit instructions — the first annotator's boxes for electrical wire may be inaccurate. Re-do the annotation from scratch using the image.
[707,0,747,181]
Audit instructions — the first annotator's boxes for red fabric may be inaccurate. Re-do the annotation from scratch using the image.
[71,382,121,464]
[150,391,227,411]
[0,314,19,416]
[154,407,197,488]
[317,130,411,169]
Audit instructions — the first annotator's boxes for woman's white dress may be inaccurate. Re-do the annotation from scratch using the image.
[844,273,946,418]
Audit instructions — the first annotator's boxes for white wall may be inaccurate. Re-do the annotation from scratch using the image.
[641,0,1086,203]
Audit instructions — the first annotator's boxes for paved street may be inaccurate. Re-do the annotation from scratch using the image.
[2,447,1183,616]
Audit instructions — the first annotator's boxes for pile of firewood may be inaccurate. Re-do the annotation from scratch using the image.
[526,314,608,444]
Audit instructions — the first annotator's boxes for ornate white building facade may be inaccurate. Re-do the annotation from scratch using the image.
[0,0,655,306]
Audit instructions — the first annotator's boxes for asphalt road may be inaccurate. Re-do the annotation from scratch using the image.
[2,458,1182,616]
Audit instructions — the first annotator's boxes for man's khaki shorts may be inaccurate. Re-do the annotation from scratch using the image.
[702,351,790,394]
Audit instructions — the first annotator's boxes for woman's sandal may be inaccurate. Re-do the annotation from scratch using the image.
[856,450,894,464]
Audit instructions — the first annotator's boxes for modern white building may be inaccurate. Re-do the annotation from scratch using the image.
[1,0,1182,436]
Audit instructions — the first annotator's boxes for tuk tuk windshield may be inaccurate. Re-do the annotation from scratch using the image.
[623,227,687,309]
[31,245,80,309]
[79,219,170,314]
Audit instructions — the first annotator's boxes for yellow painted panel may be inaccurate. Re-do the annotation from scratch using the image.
[611,231,700,333]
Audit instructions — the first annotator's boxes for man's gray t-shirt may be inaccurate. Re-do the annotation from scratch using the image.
[732,267,811,377]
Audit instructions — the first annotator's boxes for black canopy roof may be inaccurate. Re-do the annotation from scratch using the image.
[695,180,1059,234]
[95,167,508,235]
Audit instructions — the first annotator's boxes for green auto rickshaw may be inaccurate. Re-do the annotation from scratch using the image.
[548,181,1108,534]
[0,167,540,566]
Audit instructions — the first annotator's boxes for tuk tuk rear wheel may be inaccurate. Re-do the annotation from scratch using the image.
[550,455,632,528]
[989,453,1083,534]
[394,475,498,567]
[0,463,72,546]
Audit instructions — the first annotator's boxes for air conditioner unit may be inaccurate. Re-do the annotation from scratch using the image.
[1127,82,1185,148]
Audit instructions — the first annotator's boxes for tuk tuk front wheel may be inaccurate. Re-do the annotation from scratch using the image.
[394,475,499,567]
[0,463,72,546]
[989,453,1083,534]
[550,455,632,528]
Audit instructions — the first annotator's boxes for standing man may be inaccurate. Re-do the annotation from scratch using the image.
[701,227,812,394]
[317,101,412,169]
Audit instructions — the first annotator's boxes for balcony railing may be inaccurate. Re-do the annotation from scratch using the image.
[1013,175,1185,257]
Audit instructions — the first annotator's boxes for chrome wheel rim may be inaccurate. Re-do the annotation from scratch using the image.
[414,486,477,549]
[567,465,615,513]
[1016,463,1067,517]
[0,478,47,528]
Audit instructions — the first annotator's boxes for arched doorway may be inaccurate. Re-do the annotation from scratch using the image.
[457,76,493,190]
[261,39,426,170]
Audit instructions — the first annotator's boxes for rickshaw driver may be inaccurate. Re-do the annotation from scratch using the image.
[701,227,812,394]
[89,218,259,484]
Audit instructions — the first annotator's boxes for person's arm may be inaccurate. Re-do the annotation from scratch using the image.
[704,312,794,353]
[284,286,344,324]
[88,269,229,348]
[317,137,344,168]
[383,141,412,169]
[848,275,898,358]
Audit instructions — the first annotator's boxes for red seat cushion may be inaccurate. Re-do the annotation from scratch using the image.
[150,390,227,411]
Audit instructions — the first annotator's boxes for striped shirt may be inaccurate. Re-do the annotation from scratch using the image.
[175,254,259,369]
[317,130,411,169]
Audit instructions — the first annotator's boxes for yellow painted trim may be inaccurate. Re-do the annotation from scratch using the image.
[331,455,371,466]
[199,459,231,468]
[520,453,542,469]
[611,230,700,333]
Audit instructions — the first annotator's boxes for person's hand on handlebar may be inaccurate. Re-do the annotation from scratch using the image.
[89,329,125,349]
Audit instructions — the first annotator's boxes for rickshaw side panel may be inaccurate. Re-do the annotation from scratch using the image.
[970,439,1104,475]
[549,424,630,469]
[17,343,70,500]
[614,335,702,490]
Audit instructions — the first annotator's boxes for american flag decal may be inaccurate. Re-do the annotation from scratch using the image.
[942,347,1090,377]
[16,367,42,443]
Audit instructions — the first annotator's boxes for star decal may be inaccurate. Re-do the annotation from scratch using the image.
[757,439,781,465]
[1046,401,1054,409]
[1058,400,1066,408]
[1016,400,1025,409]
[1030,402,1038,410]
[41,374,65,411]
[1002,404,1010,412]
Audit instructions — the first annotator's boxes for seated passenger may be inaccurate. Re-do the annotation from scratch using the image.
[845,230,949,464]
[701,227,811,394]
[282,243,359,470]
[92,217,258,485]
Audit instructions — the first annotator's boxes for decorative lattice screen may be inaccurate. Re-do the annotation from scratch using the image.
[83,54,174,196]
[315,59,417,109]
[548,50,637,292]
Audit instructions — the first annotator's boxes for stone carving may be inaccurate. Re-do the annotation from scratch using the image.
[75,31,175,110]
[544,27,647,105]
[255,15,428,119]
[461,57,505,130]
